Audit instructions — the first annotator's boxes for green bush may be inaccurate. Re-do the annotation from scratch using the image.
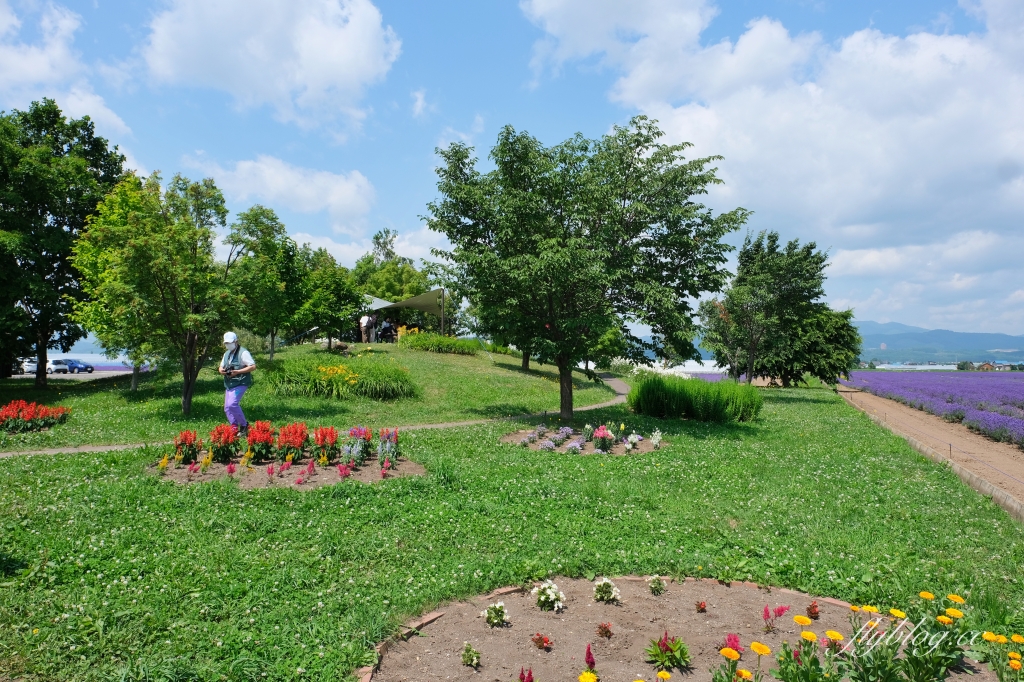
[266,353,418,401]
[627,375,762,422]
[397,332,478,355]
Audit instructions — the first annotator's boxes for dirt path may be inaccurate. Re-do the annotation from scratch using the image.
[0,374,631,460]
[839,388,1024,518]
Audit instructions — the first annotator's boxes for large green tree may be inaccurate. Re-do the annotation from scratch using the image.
[699,231,860,385]
[427,116,749,418]
[73,172,240,414]
[293,249,362,347]
[0,99,124,386]
[227,205,304,360]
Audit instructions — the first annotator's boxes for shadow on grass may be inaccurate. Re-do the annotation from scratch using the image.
[760,388,837,406]
[0,552,28,577]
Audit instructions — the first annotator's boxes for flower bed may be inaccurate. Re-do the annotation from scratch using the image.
[499,423,664,455]
[840,371,1024,449]
[154,422,423,489]
[372,578,1000,682]
[0,400,71,433]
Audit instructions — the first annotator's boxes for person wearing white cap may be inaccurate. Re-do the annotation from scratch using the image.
[218,331,256,434]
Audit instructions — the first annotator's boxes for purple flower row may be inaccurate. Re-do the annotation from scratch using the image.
[840,371,1024,446]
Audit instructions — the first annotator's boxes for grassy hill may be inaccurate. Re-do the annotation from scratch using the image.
[0,343,616,451]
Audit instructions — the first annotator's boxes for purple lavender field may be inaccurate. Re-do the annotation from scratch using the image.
[841,371,1024,447]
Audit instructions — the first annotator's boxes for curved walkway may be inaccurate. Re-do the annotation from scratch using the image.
[0,374,631,460]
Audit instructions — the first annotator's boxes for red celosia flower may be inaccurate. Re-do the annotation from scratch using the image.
[210,424,237,446]
[314,425,338,447]
[277,422,309,452]
[518,668,533,682]
[336,463,351,479]
[585,643,596,670]
[725,633,744,652]
[226,462,237,475]
[266,464,274,477]
[247,421,275,445]
[295,476,304,485]
[774,605,791,618]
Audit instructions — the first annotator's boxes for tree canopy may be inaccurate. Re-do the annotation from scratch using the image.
[427,116,749,418]
[0,99,124,385]
[699,231,860,386]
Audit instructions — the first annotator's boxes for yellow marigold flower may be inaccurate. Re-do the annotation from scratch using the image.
[983,632,999,642]
[862,605,879,614]
[1010,661,1022,672]
[721,647,741,661]
[751,642,772,657]
[947,594,965,604]
[936,616,953,626]
[658,673,673,681]
[737,670,753,680]
[1009,652,1021,661]
[1012,634,1024,644]
[795,615,813,626]
[849,605,861,612]
[826,631,844,641]
[997,635,1010,645]
[801,631,819,643]
[866,620,878,629]
[890,609,907,619]
[945,608,964,619]
[579,673,598,682]
[919,591,935,600]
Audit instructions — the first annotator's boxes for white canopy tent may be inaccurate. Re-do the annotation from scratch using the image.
[364,288,447,333]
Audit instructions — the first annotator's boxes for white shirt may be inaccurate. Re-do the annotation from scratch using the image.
[360,315,370,327]
[220,347,255,369]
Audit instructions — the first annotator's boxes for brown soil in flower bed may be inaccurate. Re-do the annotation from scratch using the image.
[151,455,425,490]
[372,577,995,682]
[499,430,661,455]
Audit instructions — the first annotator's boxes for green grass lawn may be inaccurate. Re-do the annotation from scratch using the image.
[0,344,615,451]
[0,387,1022,680]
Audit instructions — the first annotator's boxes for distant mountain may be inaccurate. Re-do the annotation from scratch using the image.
[855,322,1024,363]
[853,320,929,336]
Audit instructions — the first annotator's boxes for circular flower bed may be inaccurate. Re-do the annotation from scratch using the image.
[500,423,664,455]
[371,577,999,682]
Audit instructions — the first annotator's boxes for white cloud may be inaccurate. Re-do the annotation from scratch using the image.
[292,225,448,269]
[522,0,1024,332]
[0,1,131,140]
[411,88,428,117]
[187,154,375,235]
[143,0,401,129]
[437,114,485,148]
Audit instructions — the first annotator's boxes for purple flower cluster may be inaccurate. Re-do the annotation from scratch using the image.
[538,440,557,451]
[841,371,1024,446]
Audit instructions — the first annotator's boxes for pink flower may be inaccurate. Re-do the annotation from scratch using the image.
[763,605,771,622]
[585,642,596,670]
[725,633,744,652]
[774,605,791,618]
[337,464,351,479]
[226,462,237,475]
[383,457,391,470]
[266,464,274,477]
[295,476,304,485]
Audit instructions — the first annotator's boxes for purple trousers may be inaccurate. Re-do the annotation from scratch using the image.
[224,385,249,428]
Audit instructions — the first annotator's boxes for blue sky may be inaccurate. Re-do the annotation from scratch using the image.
[2,0,1022,333]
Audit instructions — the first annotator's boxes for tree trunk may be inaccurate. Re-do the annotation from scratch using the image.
[34,332,47,389]
[269,330,276,361]
[558,361,573,421]
[131,364,141,392]
[746,343,755,385]
[327,336,332,350]
[521,353,530,371]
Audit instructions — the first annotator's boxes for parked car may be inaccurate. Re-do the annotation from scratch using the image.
[64,358,94,374]
[19,358,37,374]
[45,359,69,374]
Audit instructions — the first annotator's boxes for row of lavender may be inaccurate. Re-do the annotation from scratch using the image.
[840,371,1024,447]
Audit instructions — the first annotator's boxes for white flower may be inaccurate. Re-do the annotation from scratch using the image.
[593,576,620,603]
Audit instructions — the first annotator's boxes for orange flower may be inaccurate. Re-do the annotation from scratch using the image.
[1012,635,1024,645]
[937,615,953,625]
[721,647,741,661]
[826,631,844,641]
[947,594,965,604]
[1008,652,1021,661]
[983,632,998,643]
[998,636,1010,645]
[850,605,861,612]
[801,631,818,643]
[890,608,907,619]
[794,615,813,626]
[1009,661,1022,672]
[919,591,935,600]
[737,670,753,680]
[945,608,964,619]
[862,605,879,614]
[751,642,771,657]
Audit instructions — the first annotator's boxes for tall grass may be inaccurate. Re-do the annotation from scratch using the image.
[266,353,418,401]
[627,374,763,422]
[398,332,478,355]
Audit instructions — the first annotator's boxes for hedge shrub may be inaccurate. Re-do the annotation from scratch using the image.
[397,332,478,355]
[627,375,762,422]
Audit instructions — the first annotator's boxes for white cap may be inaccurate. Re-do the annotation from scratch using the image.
[223,331,238,344]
